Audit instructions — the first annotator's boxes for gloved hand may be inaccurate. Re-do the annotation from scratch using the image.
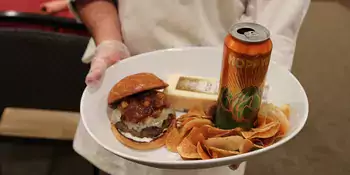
[85,40,130,87]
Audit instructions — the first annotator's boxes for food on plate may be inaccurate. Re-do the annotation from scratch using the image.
[164,74,219,111]
[215,23,272,130]
[240,122,280,139]
[258,103,290,135]
[105,72,291,159]
[280,104,291,119]
[165,103,291,160]
[108,73,176,150]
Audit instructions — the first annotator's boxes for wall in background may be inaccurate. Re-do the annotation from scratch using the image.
[0,0,73,18]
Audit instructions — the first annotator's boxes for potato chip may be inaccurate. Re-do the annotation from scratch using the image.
[166,102,291,160]
[215,128,242,137]
[272,112,289,135]
[177,114,195,123]
[204,136,244,151]
[197,142,210,160]
[188,106,206,117]
[177,117,196,128]
[176,109,203,124]
[248,139,265,150]
[186,106,214,120]
[239,139,254,153]
[179,118,213,136]
[251,138,263,146]
[241,122,275,138]
[177,108,203,123]
[205,103,217,117]
[165,127,184,152]
[186,127,206,145]
[200,115,213,120]
[256,113,274,126]
[241,122,280,139]
[261,133,283,146]
[252,145,264,150]
[179,114,212,123]
[257,113,279,127]
[252,121,279,132]
[280,104,291,120]
[177,137,201,159]
[259,103,290,135]
[208,147,240,158]
[180,156,199,160]
[261,137,277,146]
[253,124,280,139]
[203,142,214,157]
[197,125,231,138]
[208,149,219,158]
[256,114,266,126]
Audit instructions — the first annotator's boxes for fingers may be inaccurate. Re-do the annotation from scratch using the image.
[94,40,130,65]
[228,162,242,171]
[103,53,121,67]
[85,58,107,87]
[85,40,130,88]
[228,164,239,171]
[85,53,122,87]
[85,68,103,87]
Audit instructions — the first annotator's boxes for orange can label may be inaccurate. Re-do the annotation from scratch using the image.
[215,22,272,130]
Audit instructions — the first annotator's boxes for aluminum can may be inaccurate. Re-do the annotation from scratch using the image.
[215,22,272,130]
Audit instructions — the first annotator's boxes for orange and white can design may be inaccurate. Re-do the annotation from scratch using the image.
[215,22,273,130]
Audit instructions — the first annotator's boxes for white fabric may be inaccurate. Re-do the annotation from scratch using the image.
[69,0,310,174]
[74,121,247,175]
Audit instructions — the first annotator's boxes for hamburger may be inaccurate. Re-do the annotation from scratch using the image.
[108,73,176,150]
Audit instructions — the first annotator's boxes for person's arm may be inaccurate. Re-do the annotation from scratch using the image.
[68,0,130,87]
[71,0,122,45]
[240,0,310,71]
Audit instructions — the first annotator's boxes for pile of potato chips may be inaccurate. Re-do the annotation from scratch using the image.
[165,103,291,160]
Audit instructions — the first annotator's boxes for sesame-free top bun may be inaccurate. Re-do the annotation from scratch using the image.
[110,118,175,150]
[108,73,168,105]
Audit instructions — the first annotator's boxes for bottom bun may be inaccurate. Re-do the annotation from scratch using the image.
[111,119,175,150]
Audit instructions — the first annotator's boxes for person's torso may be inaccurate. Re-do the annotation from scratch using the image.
[78,1,249,174]
[118,0,246,55]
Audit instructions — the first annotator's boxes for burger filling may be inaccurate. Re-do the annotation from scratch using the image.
[111,90,175,140]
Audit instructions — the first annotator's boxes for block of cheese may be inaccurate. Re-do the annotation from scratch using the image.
[164,74,219,111]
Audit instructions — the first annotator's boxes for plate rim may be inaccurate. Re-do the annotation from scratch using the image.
[80,46,309,167]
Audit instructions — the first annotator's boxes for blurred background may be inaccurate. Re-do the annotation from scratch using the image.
[0,0,349,175]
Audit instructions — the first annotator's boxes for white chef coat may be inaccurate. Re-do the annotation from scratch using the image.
[68,0,310,174]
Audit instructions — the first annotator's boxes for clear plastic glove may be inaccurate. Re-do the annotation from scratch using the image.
[85,40,130,87]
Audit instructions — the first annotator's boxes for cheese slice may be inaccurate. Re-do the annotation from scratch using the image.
[164,74,219,111]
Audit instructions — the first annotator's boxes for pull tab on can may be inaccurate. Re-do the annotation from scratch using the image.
[230,23,270,43]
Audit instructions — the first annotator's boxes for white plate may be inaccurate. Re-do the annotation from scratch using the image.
[80,47,309,169]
